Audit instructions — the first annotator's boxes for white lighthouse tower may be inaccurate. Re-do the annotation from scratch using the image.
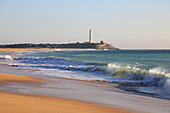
[89,29,92,43]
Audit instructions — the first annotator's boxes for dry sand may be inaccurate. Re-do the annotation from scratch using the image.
[0,73,130,113]
[0,48,56,52]
[0,48,95,52]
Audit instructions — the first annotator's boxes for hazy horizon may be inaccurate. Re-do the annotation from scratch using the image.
[0,0,170,49]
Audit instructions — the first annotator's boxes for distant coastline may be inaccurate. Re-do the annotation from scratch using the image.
[0,29,119,50]
[0,42,119,50]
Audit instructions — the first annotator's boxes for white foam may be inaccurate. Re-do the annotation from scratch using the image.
[107,63,121,69]
[34,69,105,81]
[55,49,61,51]
[0,55,13,60]
[149,67,166,75]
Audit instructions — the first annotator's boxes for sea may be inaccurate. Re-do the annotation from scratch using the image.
[1,49,170,98]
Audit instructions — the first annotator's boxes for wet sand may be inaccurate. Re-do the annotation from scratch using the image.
[0,73,129,113]
[0,92,129,113]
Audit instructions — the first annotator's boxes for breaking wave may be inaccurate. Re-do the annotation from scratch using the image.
[0,55,13,60]
[107,63,167,87]
[11,56,169,88]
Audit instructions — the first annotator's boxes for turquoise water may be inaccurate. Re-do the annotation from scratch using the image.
[9,49,170,96]
[36,50,170,71]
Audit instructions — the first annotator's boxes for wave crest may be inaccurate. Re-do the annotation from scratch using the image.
[108,64,167,87]
[13,56,169,87]
[0,55,13,60]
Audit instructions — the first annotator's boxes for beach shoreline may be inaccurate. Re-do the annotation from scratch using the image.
[0,73,129,113]
[0,48,97,52]
[0,48,131,113]
[1,48,170,113]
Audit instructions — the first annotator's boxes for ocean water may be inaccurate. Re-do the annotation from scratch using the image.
[1,49,170,97]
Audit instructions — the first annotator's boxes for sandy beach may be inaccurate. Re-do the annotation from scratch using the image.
[1,48,170,113]
[0,48,96,52]
[0,48,55,52]
[0,73,129,113]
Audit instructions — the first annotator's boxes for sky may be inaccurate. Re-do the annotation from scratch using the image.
[0,0,170,49]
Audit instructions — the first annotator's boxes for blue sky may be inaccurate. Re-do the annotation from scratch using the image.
[0,0,170,49]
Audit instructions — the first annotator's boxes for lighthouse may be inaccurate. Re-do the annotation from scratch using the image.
[89,29,92,43]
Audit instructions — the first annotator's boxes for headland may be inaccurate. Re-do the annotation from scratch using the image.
[0,42,119,50]
[0,29,119,50]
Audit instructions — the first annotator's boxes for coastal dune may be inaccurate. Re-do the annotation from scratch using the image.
[0,73,129,113]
